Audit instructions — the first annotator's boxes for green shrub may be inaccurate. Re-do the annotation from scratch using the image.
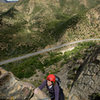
[90,93,100,100]
[1,41,97,79]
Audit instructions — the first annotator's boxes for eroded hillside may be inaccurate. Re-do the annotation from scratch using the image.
[0,0,100,61]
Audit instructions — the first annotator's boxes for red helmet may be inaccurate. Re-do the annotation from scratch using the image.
[47,74,56,83]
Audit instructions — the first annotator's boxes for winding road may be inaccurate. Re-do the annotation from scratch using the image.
[0,38,100,65]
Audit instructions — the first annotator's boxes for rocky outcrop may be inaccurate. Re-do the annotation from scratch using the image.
[0,67,50,100]
[0,67,34,100]
[30,88,50,100]
[68,61,100,100]
[56,46,100,100]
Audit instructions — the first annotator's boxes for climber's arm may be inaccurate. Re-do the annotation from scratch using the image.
[39,80,46,90]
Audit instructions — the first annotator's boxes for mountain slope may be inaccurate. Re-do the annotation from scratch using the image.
[0,0,100,61]
[1,42,100,100]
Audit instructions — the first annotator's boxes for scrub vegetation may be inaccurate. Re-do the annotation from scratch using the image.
[1,42,98,79]
[0,0,100,61]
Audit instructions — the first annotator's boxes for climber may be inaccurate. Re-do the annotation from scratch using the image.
[34,74,65,100]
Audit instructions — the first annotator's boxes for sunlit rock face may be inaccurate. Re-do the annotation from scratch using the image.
[0,67,50,100]
[30,88,50,100]
[0,67,34,100]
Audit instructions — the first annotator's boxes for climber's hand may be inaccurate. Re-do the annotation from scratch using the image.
[34,88,39,94]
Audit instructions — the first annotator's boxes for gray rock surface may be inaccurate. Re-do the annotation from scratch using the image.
[0,67,50,100]
[68,63,100,100]
[68,47,100,100]
[0,67,34,100]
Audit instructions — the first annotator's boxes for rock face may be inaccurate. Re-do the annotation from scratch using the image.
[0,67,50,100]
[30,88,50,100]
[0,67,34,100]
[69,63,100,100]
[56,46,100,100]
[68,47,100,100]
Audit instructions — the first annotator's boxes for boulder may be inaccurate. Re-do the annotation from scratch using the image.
[0,67,50,100]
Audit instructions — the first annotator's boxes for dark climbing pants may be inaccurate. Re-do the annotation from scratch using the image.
[51,91,65,100]
[59,91,65,100]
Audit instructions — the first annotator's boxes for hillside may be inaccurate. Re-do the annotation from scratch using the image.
[0,0,100,100]
[0,42,100,100]
[0,0,100,61]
